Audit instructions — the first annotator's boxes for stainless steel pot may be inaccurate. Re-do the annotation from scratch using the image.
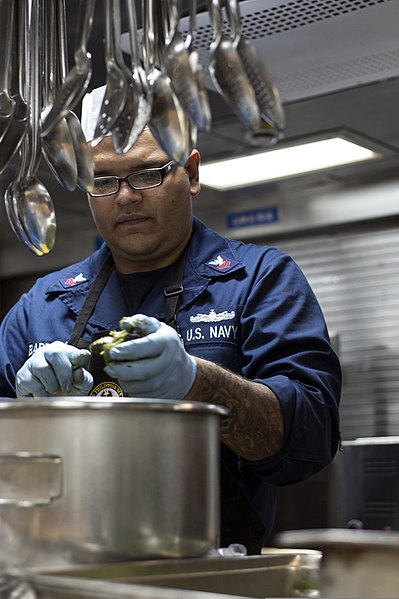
[0,398,228,568]
[276,528,399,598]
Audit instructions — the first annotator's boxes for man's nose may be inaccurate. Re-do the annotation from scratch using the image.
[115,181,142,205]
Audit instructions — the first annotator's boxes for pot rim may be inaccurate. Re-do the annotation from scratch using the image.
[276,528,399,549]
[0,397,229,417]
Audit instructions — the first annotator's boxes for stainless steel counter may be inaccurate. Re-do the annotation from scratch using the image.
[17,550,321,598]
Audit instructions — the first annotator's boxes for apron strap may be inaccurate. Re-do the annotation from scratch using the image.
[68,252,115,347]
[68,250,186,346]
[163,250,186,331]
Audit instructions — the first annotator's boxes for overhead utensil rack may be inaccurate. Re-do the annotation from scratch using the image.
[1,0,285,255]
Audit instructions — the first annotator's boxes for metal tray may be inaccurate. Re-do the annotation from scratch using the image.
[20,550,321,598]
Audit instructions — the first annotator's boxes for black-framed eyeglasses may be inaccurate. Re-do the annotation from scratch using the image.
[88,161,176,197]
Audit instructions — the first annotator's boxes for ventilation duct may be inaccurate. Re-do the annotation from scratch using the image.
[122,0,399,103]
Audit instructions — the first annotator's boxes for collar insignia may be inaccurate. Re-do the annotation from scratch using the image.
[207,255,232,271]
[63,273,87,287]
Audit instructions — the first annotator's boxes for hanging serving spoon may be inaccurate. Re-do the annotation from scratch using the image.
[12,0,56,255]
[15,174,57,254]
[56,0,93,191]
[144,0,189,164]
[0,0,16,142]
[41,0,96,137]
[123,0,152,151]
[207,0,260,130]
[41,0,78,192]
[65,111,94,191]
[164,0,209,132]
[186,0,211,133]
[5,137,54,256]
[4,158,45,256]
[3,1,41,255]
[111,0,138,154]
[0,0,29,175]
[225,0,285,140]
[91,0,127,146]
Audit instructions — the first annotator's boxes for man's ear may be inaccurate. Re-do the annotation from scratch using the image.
[185,150,201,197]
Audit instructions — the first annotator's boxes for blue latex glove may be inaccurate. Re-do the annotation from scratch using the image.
[16,341,93,397]
[104,321,197,400]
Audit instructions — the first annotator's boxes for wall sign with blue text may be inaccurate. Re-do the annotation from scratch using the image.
[227,207,280,229]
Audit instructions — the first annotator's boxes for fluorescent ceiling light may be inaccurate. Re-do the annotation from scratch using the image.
[200,137,381,190]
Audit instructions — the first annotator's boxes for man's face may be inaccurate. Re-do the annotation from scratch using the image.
[88,129,200,273]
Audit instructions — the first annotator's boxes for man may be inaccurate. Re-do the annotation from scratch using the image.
[0,107,341,552]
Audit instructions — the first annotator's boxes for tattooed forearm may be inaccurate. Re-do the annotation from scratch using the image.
[186,357,284,461]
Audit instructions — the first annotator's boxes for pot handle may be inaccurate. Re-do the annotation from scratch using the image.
[0,452,62,506]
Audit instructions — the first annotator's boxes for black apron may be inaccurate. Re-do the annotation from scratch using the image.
[67,252,266,553]
[68,252,185,395]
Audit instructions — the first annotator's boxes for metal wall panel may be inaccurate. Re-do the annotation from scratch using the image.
[266,224,399,442]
